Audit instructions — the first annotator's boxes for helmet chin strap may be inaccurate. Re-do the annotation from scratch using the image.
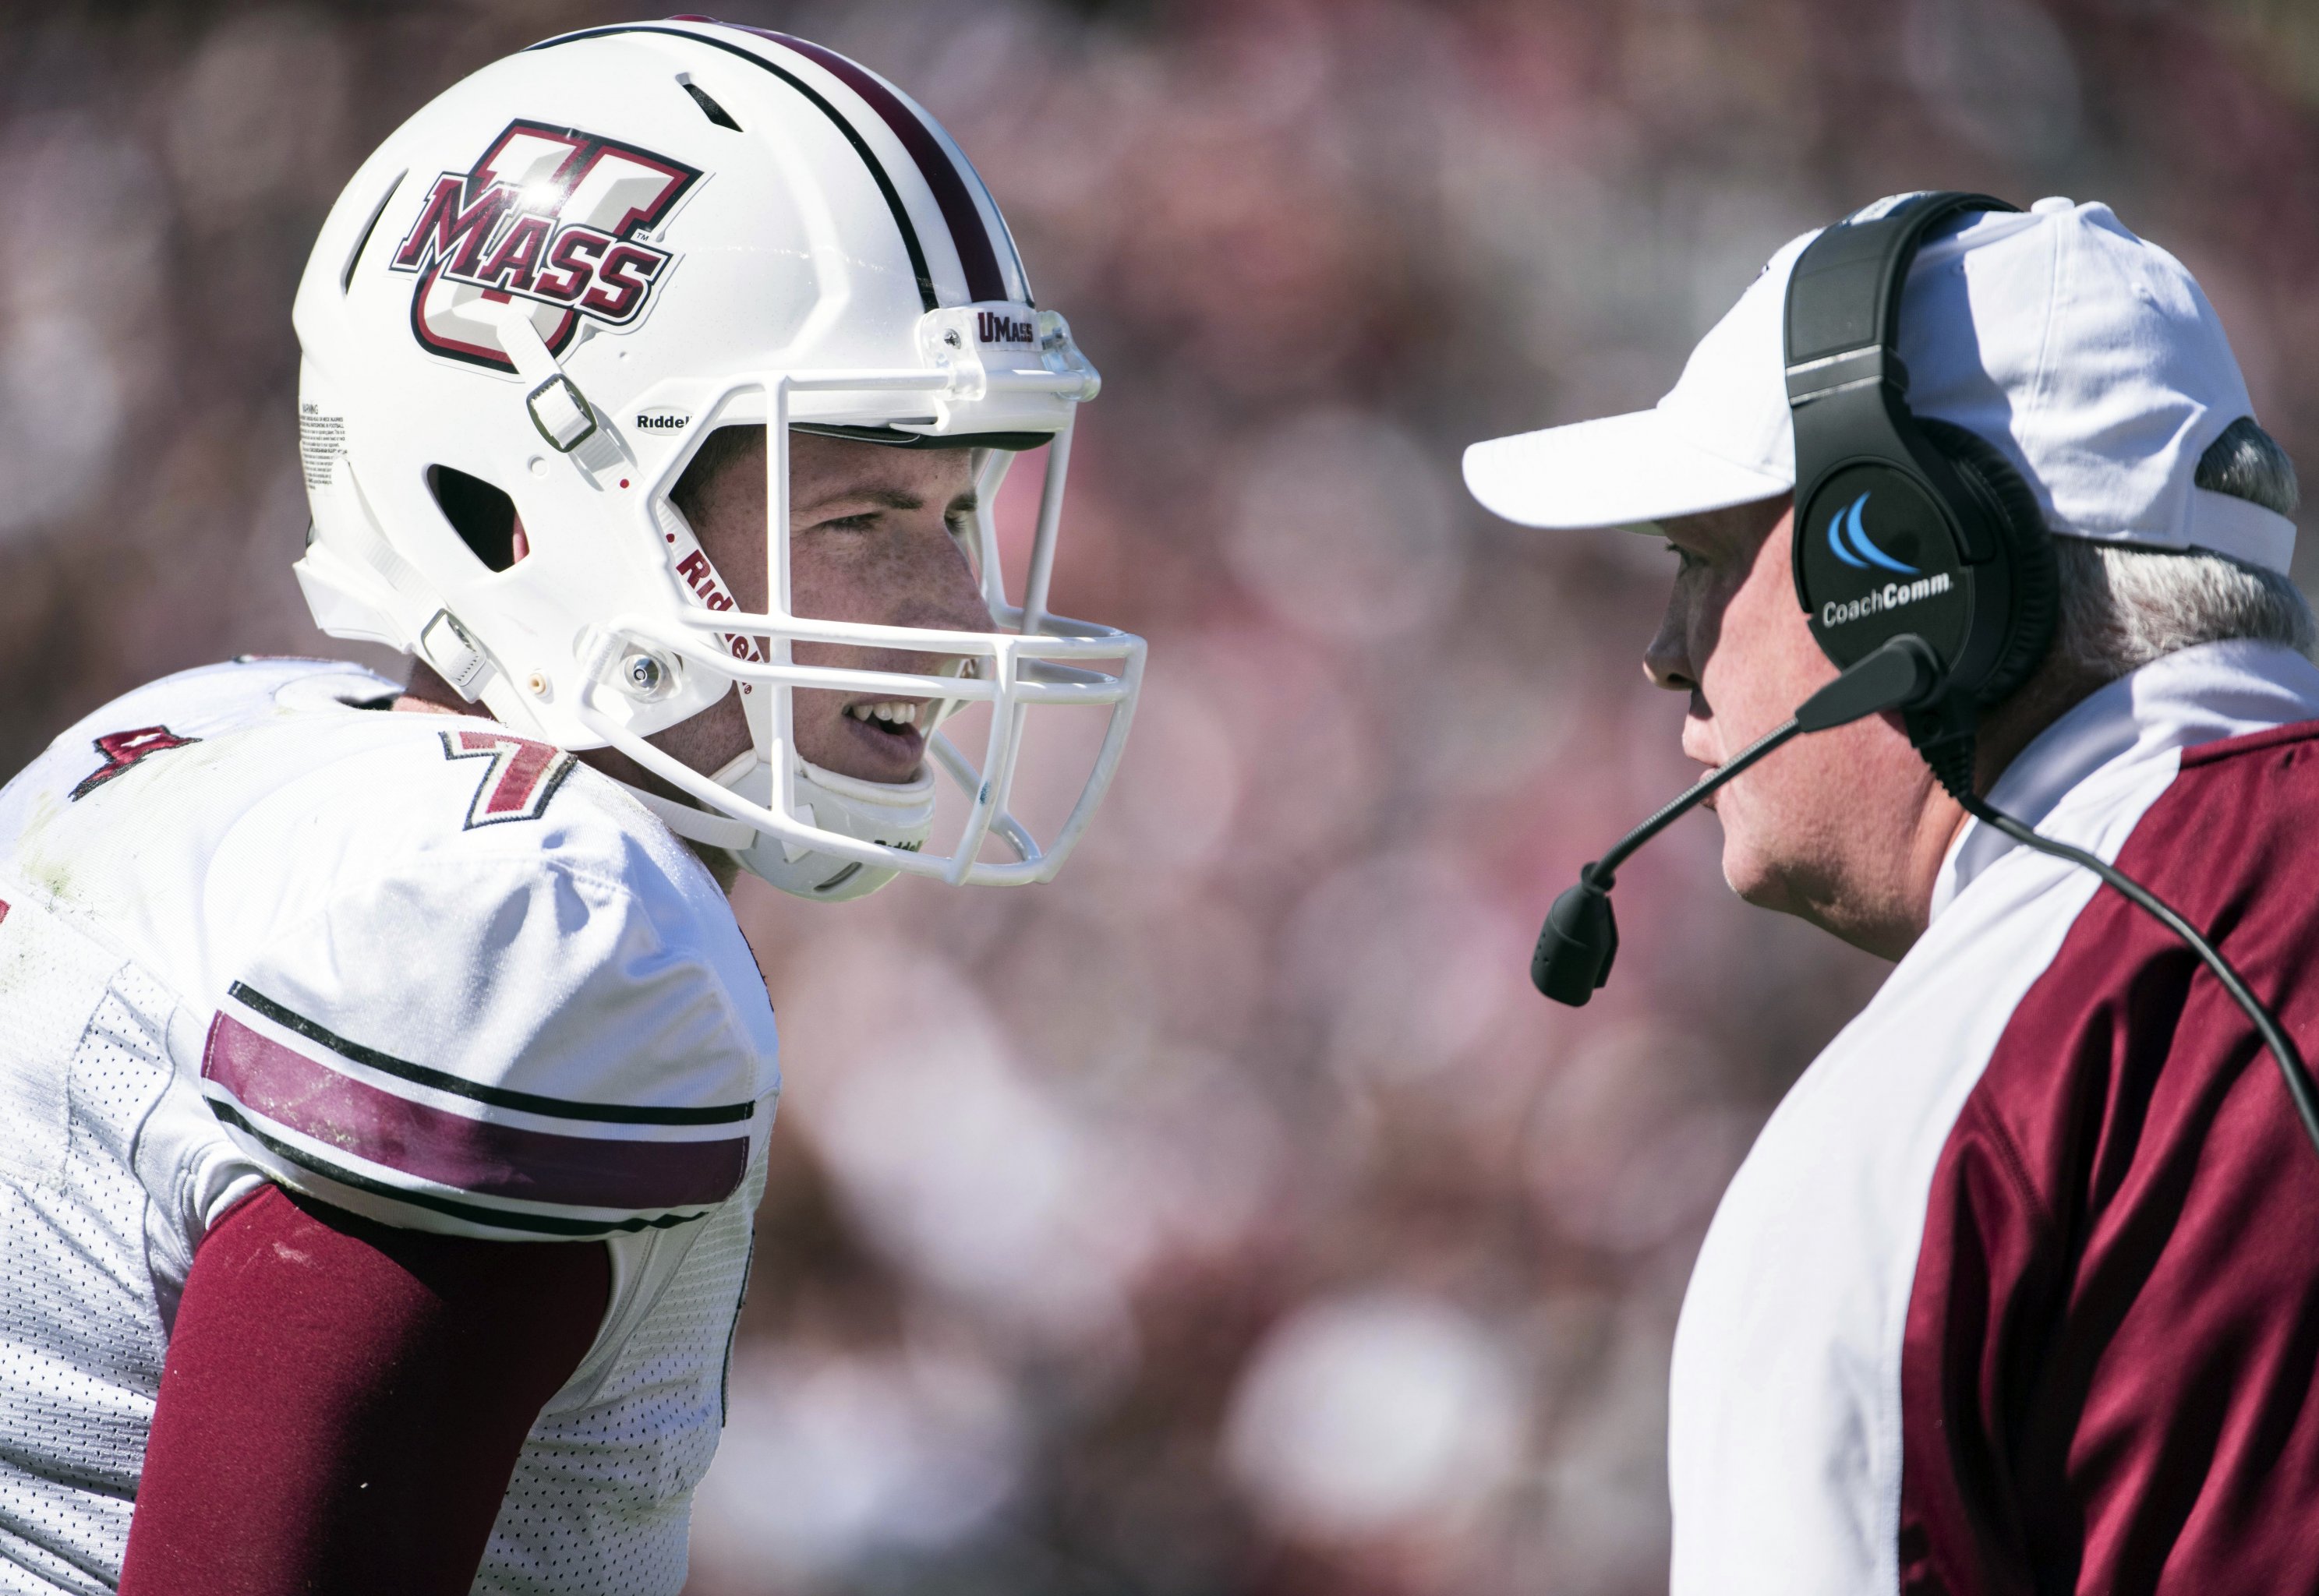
[711,746,938,899]
[610,741,940,901]
[620,783,755,849]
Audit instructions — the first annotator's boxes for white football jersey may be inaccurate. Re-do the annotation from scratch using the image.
[0,657,781,1595]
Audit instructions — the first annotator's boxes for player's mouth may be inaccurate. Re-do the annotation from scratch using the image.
[841,697,931,756]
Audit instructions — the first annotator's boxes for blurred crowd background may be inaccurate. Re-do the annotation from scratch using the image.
[8,0,2319,1591]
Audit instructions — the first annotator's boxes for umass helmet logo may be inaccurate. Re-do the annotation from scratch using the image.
[387,120,702,372]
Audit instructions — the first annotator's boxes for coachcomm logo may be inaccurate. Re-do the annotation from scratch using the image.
[1822,574,1953,628]
[1819,489,1953,627]
[1826,492,1918,574]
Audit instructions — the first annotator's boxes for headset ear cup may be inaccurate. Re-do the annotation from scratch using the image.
[1918,418,2058,706]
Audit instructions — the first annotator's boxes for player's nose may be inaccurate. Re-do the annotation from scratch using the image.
[892,524,995,637]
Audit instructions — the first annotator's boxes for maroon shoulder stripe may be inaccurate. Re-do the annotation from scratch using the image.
[748,28,1014,304]
[203,1012,748,1213]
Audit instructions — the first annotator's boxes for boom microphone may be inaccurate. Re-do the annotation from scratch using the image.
[1540,630,1957,998]
[1532,633,2319,1161]
[1532,636,1945,1004]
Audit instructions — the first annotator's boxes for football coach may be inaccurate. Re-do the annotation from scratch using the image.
[1465,194,2319,1594]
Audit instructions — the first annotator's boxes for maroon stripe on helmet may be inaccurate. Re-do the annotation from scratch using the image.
[747,29,1013,304]
[203,1012,748,1212]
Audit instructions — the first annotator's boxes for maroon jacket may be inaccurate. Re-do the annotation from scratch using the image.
[1668,641,2319,1596]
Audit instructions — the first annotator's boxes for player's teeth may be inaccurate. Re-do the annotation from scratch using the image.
[849,701,918,727]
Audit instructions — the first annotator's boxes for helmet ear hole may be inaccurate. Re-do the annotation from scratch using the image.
[1918,418,2058,706]
[429,466,519,573]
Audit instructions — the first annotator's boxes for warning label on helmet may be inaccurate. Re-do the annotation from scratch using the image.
[299,403,347,492]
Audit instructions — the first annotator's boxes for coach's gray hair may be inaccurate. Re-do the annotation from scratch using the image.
[2051,417,2317,676]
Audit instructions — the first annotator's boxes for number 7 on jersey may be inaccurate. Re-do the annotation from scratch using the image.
[440,729,576,829]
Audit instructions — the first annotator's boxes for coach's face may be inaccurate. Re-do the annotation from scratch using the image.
[655,431,990,786]
[1643,497,1958,959]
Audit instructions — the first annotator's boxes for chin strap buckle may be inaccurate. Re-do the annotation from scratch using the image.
[525,373,599,453]
[419,609,491,701]
[489,307,624,476]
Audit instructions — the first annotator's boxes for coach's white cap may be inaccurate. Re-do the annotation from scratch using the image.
[1463,198,2296,573]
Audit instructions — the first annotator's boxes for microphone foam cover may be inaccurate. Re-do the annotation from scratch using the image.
[1532,880,1618,1005]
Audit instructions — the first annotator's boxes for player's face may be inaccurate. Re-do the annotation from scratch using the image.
[1643,496,1949,957]
[669,430,989,786]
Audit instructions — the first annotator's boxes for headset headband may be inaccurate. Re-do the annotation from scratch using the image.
[1784,192,2013,388]
[1782,191,2047,743]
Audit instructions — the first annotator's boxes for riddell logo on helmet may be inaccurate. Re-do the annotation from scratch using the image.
[673,549,765,663]
[388,121,702,372]
[976,311,1035,347]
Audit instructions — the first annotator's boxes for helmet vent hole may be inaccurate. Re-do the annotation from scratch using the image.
[680,80,742,132]
[429,466,520,574]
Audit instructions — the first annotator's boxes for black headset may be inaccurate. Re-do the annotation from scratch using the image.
[1529,191,2319,1159]
[1784,191,2056,793]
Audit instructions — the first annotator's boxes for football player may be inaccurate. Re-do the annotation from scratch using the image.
[0,20,1140,1596]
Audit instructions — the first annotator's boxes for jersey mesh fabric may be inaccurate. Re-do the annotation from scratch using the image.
[0,955,177,1595]
[480,1159,764,1595]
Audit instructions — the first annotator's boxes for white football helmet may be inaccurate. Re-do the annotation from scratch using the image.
[291,18,1143,898]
